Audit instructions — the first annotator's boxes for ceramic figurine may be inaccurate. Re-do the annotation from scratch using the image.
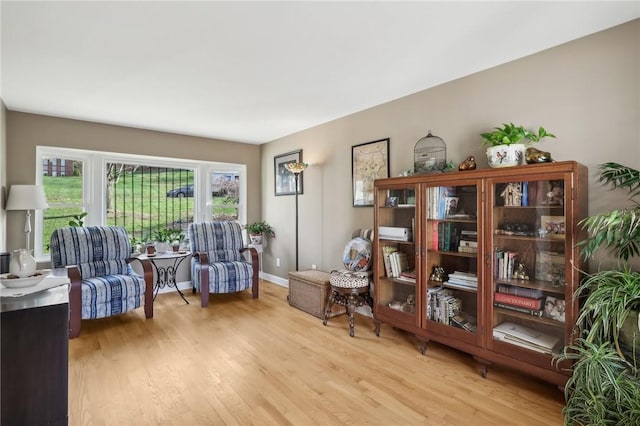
[458,156,477,171]
[429,265,446,282]
[525,147,553,164]
[512,263,529,280]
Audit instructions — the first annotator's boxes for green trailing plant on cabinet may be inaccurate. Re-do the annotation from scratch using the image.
[480,122,556,147]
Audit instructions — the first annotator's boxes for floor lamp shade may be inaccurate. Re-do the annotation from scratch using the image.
[6,185,49,251]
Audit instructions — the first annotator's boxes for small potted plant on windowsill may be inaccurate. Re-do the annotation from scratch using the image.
[480,122,555,168]
[243,221,275,245]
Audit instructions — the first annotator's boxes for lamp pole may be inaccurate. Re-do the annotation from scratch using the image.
[284,161,308,272]
[294,172,300,271]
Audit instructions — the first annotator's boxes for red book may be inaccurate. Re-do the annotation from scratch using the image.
[431,220,439,251]
[494,292,543,310]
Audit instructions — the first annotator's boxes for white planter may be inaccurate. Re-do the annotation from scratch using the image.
[486,144,526,168]
[249,234,263,245]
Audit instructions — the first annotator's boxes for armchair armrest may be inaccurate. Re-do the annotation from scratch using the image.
[240,247,259,299]
[67,265,82,339]
[193,251,210,307]
[128,257,154,319]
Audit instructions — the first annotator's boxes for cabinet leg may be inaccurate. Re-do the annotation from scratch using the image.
[417,337,429,355]
[474,356,491,379]
[373,320,381,337]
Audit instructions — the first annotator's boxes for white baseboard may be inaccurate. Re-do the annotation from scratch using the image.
[155,280,192,295]
[261,272,288,287]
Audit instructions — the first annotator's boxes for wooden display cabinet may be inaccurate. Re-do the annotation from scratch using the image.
[373,161,588,387]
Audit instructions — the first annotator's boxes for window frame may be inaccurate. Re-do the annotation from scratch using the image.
[35,146,247,261]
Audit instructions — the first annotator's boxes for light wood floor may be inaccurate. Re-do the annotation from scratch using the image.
[69,281,565,425]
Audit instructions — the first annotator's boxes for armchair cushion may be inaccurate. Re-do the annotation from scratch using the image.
[81,274,146,319]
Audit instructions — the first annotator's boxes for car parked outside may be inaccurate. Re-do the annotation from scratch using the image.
[166,184,194,198]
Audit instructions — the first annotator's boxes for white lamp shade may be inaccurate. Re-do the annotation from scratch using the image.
[6,185,49,210]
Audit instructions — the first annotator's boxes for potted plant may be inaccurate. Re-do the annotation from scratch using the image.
[556,162,640,425]
[480,123,555,168]
[152,228,184,252]
[243,221,275,245]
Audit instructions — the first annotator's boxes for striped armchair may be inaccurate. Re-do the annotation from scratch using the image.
[189,221,259,308]
[50,226,153,338]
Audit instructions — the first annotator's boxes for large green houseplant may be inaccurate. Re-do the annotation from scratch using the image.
[557,162,640,425]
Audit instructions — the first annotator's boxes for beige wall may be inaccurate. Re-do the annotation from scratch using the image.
[5,112,262,251]
[262,19,640,278]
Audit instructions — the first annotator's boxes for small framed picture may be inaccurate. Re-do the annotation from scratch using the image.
[385,196,398,207]
[540,215,565,239]
[444,196,459,217]
[543,296,566,323]
[274,150,303,196]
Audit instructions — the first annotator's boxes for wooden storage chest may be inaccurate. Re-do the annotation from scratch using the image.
[288,270,346,318]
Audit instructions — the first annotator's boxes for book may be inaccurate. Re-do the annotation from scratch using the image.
[494,292,543,310]
[497,284,544,299]
[458,240,478,248]
[493,321,560,352]
[382,246,397,277]
[494,302,543,317]
[431,220,439,251]
[451,313,477,333]
[542,296,566,323]
[457,246,478,254]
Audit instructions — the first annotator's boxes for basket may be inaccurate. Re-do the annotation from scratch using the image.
[288,270,345,318]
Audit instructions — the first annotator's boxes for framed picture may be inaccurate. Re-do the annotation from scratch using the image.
[540,215,565,239]
[274,150,303,196]
[352,138,390,207]
[385,196,398,207]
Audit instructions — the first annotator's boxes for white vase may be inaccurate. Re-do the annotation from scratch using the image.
[250,234,263,245]
[9,249,37,278]
[486,144,526,168]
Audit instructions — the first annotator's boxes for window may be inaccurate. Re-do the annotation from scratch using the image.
[36,147,247,260]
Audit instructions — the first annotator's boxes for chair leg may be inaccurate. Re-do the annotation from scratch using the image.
[347,295,357,337]
[323,290,336,326]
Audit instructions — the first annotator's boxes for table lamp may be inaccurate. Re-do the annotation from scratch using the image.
[6,185,49,251]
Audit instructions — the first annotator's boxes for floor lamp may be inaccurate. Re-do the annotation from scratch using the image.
[284,161,308,271]
[6,185,49,251]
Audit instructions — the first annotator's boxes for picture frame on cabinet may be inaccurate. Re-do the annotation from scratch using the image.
[274,150,303,196]
[385,196,398,207]
[540,215,565,239]
[352,138,389,207]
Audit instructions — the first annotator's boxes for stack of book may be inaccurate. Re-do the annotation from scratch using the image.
[495,284,543,316]
[427,287,462,325]
[493,321,560,354]
[457,229,478,253]
[444,271,477,290]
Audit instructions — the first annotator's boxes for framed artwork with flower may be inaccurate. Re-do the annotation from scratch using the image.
[352,138,390,207]
[274,149,304,196]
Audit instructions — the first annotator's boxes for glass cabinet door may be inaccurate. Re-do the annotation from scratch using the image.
[424,182,480,342]
[375,185,418,327]
[489,176,569,359]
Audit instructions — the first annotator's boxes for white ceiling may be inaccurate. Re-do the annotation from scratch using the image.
[1,1,638,145]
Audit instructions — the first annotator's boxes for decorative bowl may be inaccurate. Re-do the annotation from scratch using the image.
[0,271,48,288]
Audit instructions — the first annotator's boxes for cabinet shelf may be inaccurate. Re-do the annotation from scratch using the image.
[494,307,565,328]
[428,250,477,258]
[494,234,566,243]
[494,278,566,295]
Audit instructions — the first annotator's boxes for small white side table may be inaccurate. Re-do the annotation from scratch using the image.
[248,243,263,273]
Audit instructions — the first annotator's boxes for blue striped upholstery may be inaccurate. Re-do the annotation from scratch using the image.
[50,226,145,320]
[189,222,253,294]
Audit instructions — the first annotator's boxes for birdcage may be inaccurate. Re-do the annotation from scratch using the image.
[414,131,446,173]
